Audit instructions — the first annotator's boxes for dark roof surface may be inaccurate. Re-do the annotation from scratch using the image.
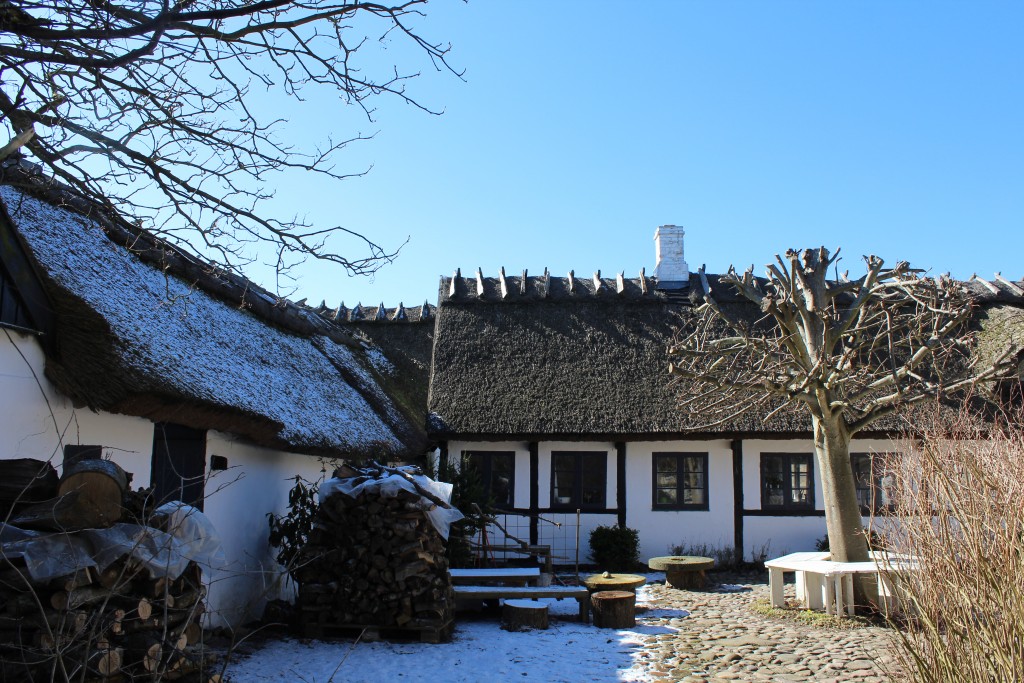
[0,175,428,458]
[428,270,1024,440]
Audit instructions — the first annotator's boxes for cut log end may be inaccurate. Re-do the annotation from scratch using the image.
[501,599,549,631]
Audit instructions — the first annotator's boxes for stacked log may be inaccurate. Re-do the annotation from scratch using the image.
[0,457,217,681]
[294,466,454,640]
[0,555,215,681]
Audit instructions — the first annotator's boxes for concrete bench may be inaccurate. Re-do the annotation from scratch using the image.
[453,585,591,623]
[765,551,918,617]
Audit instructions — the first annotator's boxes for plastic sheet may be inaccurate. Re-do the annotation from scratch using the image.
[0,523,96,583]
[0,506,227,583]
[318,468,464,540]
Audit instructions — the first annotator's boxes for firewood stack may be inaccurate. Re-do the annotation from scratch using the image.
[0,458,219,682]
[294,463,456,641]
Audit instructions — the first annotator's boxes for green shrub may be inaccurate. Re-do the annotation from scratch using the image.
[588,525,640,572]
[267,475,321,581]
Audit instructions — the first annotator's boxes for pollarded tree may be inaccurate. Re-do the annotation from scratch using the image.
[668,247,1014,566]
[0,0,459,278]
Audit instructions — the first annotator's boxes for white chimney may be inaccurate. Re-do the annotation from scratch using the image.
[654,224,689,289]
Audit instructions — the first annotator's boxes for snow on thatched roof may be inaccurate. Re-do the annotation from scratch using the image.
[427,269,1024,440]
[0,179,427,458]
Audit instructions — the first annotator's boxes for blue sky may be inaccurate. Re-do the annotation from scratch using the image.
[250,1,1023,310]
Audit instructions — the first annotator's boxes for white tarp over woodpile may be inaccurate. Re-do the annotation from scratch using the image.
[0,502,225,583]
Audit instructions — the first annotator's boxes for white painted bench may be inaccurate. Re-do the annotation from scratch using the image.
[765,551,918,617]
[453,585,591,623]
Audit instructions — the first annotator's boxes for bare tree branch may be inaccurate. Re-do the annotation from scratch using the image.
[0,0,462,281]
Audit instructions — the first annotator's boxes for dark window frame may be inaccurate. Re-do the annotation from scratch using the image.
[760,452,815,511]
[851,452,893,515]
[651,452,709,511]
[550,451,607,511]
[462,450,516,510]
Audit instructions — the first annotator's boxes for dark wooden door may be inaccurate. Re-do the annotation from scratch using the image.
[151,423,207,510]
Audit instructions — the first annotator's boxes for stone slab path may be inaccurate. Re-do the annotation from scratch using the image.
[633,571,899,682]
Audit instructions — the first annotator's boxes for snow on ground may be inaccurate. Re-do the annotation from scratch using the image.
[226,583,685,683]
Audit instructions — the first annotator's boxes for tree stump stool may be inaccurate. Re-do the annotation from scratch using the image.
[583,573,647,593]
[502,600,549,630]
[648,556,715,590]
[591,590,636,628]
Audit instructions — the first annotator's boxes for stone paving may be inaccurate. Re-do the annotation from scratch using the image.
[631,571,899,683]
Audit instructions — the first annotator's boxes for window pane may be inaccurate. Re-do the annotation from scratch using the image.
[491,454,514,507]
[553,467,574,505]
[656,455,677,473]
[681,456,702,474]
[657,488,677,505]
[683,488,705,505]
[581,467,604,506]
[553,453,575,473]
[657,473,677,488]
[764,455,784,506]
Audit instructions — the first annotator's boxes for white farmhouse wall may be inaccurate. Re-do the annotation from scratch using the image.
[739,437,902,560]
[1,329,154,480]
[201,431,329,628]
[1,329,339,628]
[625,440,734,562]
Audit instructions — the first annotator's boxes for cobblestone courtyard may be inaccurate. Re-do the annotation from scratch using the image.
[633,571,898,682]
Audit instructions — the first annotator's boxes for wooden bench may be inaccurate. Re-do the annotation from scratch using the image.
[449,568,541,586]
[453,585,591,623]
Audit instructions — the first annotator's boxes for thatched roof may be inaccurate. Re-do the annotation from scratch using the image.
[0,169,428,459]
[427,269,1024,440]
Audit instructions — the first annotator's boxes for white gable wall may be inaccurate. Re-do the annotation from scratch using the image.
[1,329,336,628]
[1,329,154,478]
[625,440,734,562]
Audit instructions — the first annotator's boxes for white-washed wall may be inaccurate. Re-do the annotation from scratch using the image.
[625,440,734,562]
[1,330,335,627]
[201,432,329,628]
[739,437,901,560]
[1,329,154,479]
[442,434,906,566]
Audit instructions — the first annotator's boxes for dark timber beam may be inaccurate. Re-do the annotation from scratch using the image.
[529,442,539,545]
[616,442,627,528]
[731,439,744,564]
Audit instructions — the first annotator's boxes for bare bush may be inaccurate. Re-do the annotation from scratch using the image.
[881,407,1024,682]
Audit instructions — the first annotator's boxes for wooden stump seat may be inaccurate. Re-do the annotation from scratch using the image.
[591,590,636,628]
[648,555,715,590]
[502,599,549,630]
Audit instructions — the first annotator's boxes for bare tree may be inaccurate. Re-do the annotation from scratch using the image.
[0,0,460,279]
[668,247,1015,566]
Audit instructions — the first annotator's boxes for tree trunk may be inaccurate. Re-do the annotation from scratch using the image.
[813,415,876,609]
[813,415,869,563]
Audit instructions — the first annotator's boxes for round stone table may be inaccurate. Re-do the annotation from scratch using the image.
[583,572,647,593]
[648,555,715,590]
